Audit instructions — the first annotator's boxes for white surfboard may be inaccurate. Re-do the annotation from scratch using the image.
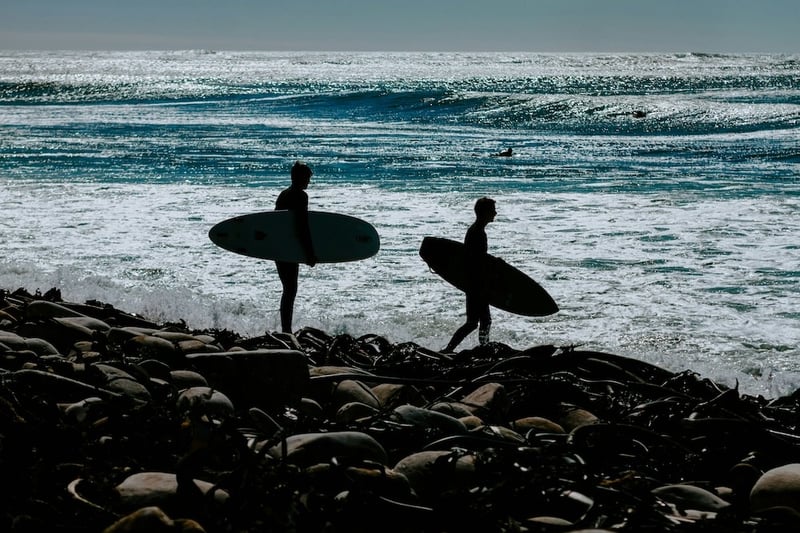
[209,210,380,263]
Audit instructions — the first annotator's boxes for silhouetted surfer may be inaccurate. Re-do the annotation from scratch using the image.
[492,147,513,157]
[275,161,317,333]
[444,197,496,352]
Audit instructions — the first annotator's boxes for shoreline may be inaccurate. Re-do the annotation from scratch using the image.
[2,286,800,531]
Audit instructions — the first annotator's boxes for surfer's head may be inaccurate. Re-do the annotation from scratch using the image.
[474,197,496,222]
[291,160,313,187]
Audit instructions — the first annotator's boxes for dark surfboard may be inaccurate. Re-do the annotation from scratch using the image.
[419,236,558,317]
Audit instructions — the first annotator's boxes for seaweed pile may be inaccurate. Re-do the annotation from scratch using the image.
[1,287,799,532]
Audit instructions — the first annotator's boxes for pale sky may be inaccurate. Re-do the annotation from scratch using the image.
[1,0,798,53]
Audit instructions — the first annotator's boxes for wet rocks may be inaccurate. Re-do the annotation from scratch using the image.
[750,463,800,514]
[1,286,800,532]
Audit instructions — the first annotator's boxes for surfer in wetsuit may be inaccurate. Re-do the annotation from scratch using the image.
[444,197,496,352]
[275,161,317,333]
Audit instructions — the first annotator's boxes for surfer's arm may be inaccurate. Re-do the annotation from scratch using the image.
[474,253,491,297]
[463,226,489,295]
[463,247,488,296]
[294,209,317,266]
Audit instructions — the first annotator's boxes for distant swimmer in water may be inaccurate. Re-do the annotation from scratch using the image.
[492,147,513,157]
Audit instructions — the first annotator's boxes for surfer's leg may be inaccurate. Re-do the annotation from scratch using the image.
[444,294,480,352]
[444,321,476,353]
[277,262,299,333]
[478,306,491,345]
[280,298,294,333]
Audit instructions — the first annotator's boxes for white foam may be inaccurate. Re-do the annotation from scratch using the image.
[2,179,799,398]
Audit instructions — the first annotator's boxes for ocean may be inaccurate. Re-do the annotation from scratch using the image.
[1,50,798,398]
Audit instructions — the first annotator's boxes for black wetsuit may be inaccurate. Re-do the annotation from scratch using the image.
[275,185,311,333]
[445,222,491,351]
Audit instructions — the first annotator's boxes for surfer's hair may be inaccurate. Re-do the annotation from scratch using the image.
[291,160,313,182]
[474,197,496,217]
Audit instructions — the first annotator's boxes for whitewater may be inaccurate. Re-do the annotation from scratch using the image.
[1,50,799,397]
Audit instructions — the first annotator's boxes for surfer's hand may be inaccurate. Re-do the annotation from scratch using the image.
[306,253,318,267]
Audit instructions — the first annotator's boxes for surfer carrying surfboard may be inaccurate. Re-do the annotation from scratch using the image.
[443,197,497,353]
[274,161,317,333]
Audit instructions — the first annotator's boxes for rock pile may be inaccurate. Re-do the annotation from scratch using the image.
[1,287,799,532]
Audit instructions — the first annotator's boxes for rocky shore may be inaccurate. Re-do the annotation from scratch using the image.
[1,287,799,532]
